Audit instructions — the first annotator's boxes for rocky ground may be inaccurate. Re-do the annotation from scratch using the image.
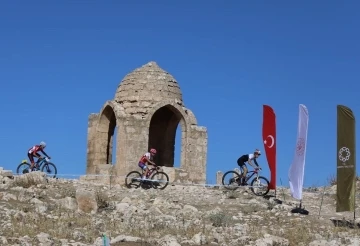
[1,168,360,246]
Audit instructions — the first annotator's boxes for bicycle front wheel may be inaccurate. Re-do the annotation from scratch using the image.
[125,171,142,189]
[151,171,169,190]
[16,162,31,175]
[222,171,242,190]
[41,162,58,178]
[250,176,270,196]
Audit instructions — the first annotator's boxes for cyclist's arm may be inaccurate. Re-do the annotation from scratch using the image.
[254,158,259,167]
[247,159,257,169]
[144,157,155,165]
[40,150,50,158]
[33,151,42,158]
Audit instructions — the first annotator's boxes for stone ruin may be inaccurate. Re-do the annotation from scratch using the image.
[82,61,208,185]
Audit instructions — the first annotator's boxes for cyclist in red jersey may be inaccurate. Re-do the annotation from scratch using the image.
[28,141,51,171]
[138,148,157,179]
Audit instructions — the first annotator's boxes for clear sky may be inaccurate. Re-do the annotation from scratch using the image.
[1,1,359,188]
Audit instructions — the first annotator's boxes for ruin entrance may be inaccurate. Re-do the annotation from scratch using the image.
[148,105,184,167]
[98,105,117,165]
[174,124,182,168]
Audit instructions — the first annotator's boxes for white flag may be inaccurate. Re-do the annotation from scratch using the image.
[289,104,309,200]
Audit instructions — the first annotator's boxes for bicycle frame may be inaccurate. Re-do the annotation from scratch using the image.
[35,157,50,170]
[244,169,260,182]
[144,166,160,178]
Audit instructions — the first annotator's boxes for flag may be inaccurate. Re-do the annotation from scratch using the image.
[262,105,276,190]
[289,104,309,200]
[336,105,356,212]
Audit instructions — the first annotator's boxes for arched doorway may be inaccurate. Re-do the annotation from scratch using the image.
[98,105,117,165]
[148,105,184,167]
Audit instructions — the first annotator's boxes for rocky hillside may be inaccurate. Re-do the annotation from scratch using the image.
[0,168,359,246]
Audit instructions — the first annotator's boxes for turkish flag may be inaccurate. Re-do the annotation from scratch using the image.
[262,105,276,190]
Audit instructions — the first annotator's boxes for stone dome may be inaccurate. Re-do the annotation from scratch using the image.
[114,61,183,116]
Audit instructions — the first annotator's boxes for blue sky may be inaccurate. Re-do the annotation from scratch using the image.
[1,1,359,188]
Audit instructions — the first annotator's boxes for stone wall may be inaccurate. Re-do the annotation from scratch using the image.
[120,119,148,175]
[86,114,99,174]
[216,171,223,185]
[185,126,208,184]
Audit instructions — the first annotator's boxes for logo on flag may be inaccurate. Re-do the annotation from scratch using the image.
[296,138,305,156]
[338,147,351,165]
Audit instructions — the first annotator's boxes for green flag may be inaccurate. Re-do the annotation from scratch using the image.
[336,105,356,212]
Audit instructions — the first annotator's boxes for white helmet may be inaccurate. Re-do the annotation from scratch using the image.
[40,141,46,147]
[254,149,261,155]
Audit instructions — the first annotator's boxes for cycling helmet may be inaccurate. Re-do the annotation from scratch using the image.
[40,141,47,148]
[150,148,157,154]
[254,149,261,155]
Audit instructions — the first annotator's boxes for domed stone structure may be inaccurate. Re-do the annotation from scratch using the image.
[114,62,183,114]
[84,61,208,185]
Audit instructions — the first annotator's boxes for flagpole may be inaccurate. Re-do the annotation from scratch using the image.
[353,180,356,222]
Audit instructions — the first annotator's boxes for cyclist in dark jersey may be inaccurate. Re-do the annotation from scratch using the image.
[237,149,262,185]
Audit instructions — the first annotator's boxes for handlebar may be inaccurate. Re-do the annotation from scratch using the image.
[150,164,161,171]
[39,157,51,162]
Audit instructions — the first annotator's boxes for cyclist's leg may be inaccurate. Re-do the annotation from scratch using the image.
[138,162,148,179]
[237,157,248,184]
[36,155,42,165]
[241,165,248,185]
[28,153,35,170]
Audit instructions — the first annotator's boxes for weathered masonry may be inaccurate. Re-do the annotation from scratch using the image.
[82,61,208,185]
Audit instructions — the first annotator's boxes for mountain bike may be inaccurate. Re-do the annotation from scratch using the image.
[222,167,270,196]
[16,157,58,178]
[125,164,169,190]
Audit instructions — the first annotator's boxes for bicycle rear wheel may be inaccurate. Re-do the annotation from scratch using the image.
[16,162,31,175]
[125,171,142,189]
[151,171,169,190]
[222,171,241,190]
[250,176,270,196]
[41,162,58,178]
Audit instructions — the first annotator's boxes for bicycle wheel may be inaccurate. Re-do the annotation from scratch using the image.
[16,162,31,175]
[41,162,58,178]
[250,176,270,196]
[222,171,242,190]
[151,171,169,190]
[125,171,142,189]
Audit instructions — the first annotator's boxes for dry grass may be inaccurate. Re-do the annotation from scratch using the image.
[2,202,359,246]
[5,210,95,244]
[4,178,360,245]
[328,174,337,186]
[208,211,232,227]
[11,176,45,189]
[95,190,110,209]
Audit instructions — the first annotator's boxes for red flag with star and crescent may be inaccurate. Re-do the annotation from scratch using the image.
[262,105,276,190]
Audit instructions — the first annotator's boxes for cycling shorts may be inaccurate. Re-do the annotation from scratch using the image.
[237,157,247,166]
[138,162,147,170]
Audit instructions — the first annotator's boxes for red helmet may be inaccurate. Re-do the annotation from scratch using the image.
[150,148,157,154]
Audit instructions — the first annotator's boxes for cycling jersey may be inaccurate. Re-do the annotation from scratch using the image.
[237,154,259,166]
[27,145,49,165]
[139,152,152,164]
[28,145,44,155]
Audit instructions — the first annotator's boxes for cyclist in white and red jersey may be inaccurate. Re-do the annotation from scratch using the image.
[138,148,157,179]
[28,141,51,171]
